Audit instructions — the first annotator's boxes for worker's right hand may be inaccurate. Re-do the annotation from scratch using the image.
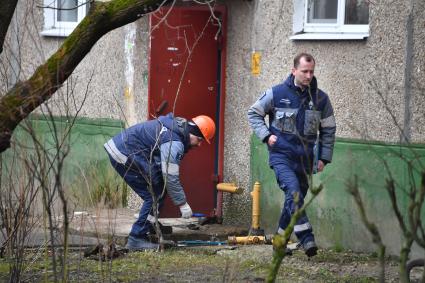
[267,135,277,147]
[179,203,193,218]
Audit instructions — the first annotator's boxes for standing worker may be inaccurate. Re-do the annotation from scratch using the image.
[104,113,215,250]
[247,53,336,257]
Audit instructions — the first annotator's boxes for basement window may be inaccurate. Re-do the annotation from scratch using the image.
[41,0,88,37]
[291,0,369,40]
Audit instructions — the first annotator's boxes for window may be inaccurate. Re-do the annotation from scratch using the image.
[41,0,88,37]
[291,0,369,40]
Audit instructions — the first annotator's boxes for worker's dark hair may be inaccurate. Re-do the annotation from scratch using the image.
[188,121,204,138]
[294,53,315,68]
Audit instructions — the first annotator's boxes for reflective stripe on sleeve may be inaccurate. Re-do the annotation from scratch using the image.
[320,115,336,128]
[104,139,128,164]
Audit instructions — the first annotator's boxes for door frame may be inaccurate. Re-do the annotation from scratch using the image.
[147,4,227,218]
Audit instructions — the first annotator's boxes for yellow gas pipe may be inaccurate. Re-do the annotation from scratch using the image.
[250,182,261,231]
[216,183,243,194]
[227,235,272,245]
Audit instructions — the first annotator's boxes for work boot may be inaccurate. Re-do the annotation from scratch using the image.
[272,246,293,256]
[149,221,173,235]
[303,241,318,257]
[125,235,159,251]
[272,243,293,256]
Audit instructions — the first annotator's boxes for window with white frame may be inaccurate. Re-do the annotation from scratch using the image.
[41,0,88,37]
[292,0,370,40]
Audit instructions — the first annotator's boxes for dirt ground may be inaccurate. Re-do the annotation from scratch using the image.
[2,244,402,282]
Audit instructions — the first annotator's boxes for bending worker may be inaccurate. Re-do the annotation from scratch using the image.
[104,113,215,250]
[247,53,336,257]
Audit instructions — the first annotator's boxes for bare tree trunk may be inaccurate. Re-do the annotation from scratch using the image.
[0,0,169,153]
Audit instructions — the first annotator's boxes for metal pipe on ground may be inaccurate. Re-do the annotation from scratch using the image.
[227,235,273,245]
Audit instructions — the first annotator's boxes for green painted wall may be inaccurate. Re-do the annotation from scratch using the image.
[250,135,425,255]
[2,115,126,208]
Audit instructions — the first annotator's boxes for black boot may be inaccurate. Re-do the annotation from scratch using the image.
[303,241,318,257]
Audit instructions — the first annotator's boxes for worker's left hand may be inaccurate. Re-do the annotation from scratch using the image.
[179,203,193,218]
[317,160,325,172]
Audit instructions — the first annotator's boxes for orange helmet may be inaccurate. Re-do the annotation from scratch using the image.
[192,115,216,144]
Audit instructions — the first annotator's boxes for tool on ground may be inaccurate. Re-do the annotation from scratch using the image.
[176,235,275,247]
[176,240,227,247]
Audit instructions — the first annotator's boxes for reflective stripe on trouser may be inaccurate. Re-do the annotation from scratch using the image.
[106,153,165,239]
[272,162,315,245]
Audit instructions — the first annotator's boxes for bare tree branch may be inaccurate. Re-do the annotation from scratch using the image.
[0,0,171,153]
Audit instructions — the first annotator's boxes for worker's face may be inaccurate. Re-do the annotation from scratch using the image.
[189,134,203,148]
[291,57,315,88]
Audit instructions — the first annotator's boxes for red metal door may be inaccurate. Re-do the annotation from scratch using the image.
[148,6,226,217]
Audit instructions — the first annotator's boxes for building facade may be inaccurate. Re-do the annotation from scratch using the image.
[1,0,424,256]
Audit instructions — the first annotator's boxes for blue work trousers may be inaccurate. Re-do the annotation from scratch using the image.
[273,162,315,245]
[107,154,165,239]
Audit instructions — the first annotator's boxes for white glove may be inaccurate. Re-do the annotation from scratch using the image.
[179,203,193,219]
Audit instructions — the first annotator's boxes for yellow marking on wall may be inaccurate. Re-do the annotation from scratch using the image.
[124,87,132,98]
[251,51,261,76]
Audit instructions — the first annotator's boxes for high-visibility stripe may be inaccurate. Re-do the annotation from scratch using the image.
[161,162,179,175]
[104,139,128,164]
[294,222,312,232]
[321,115,336,128]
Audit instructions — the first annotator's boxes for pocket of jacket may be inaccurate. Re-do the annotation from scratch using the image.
[275,109,297,134]
[304,110,321,135]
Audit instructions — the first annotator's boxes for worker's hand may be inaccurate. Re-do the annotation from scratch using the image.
[179,203,193,218]
[267,135,277,147]
[317,160,325,172]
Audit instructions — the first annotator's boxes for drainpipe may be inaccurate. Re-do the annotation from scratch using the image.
[401,0,414,143]
[124,23,137,127]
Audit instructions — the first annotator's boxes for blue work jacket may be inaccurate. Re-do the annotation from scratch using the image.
[248,74,336,169]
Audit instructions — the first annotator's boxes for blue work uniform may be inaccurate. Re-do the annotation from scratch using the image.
[247,74,336,246]
[104,113,191,239]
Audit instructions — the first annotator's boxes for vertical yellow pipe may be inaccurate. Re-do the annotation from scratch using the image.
[251,181,261,230]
